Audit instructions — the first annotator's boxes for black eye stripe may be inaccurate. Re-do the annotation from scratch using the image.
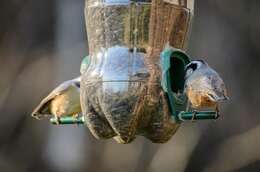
[75,82,80,88]
[185,63,197,72]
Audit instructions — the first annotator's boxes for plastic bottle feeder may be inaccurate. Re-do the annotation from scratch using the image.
[50,0,218,144]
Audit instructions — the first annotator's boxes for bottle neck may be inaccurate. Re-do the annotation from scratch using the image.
[85,0,194,58]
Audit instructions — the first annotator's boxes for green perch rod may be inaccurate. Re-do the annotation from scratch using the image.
[178,111,219,121]
[50,116,85,125]
[50,111,218,125]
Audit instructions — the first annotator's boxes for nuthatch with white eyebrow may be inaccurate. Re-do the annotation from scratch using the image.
[184,60,229,117]
[31,56,90,124]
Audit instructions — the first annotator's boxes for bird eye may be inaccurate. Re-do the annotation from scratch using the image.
[75,82,80,88]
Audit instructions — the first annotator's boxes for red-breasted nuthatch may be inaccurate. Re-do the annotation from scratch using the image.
[184,60,229,115]
[32,56,90,124]
[31,76,81,124]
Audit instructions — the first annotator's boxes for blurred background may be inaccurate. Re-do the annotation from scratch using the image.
[0,0,260,171]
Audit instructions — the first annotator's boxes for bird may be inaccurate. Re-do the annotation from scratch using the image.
[184,60,229,118]
[31,56,89,124]
[31,76,81,124]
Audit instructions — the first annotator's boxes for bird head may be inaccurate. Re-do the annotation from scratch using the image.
[184,60,208,79]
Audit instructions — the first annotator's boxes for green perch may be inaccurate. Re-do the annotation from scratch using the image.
[50,116,85,125]
[178,111,219,121]
[50,111,218,125]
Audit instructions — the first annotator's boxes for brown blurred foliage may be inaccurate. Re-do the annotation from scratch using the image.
[0,0,260,172]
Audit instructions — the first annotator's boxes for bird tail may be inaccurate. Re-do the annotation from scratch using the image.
[31,112,51,120]
[31,105,52,120]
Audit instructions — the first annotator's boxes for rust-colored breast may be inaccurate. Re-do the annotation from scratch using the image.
[50,86,81,117]
[187,87,216,109]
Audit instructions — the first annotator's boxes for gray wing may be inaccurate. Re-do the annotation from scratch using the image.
[207,72,228,101]
[31,76,81,119]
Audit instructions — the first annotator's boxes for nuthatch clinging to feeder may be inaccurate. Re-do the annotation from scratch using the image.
[31,76,81,124]
[31,56,90,123]
[184,60,229,116]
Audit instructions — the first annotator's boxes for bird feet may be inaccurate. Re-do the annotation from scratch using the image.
[53,116,60,125]
[72,113,79,120]
[72,114,80,126]
[191,110,198,122]
[215,106,220,119]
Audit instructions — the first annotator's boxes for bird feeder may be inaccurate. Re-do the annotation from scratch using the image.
[51,0,218,144]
